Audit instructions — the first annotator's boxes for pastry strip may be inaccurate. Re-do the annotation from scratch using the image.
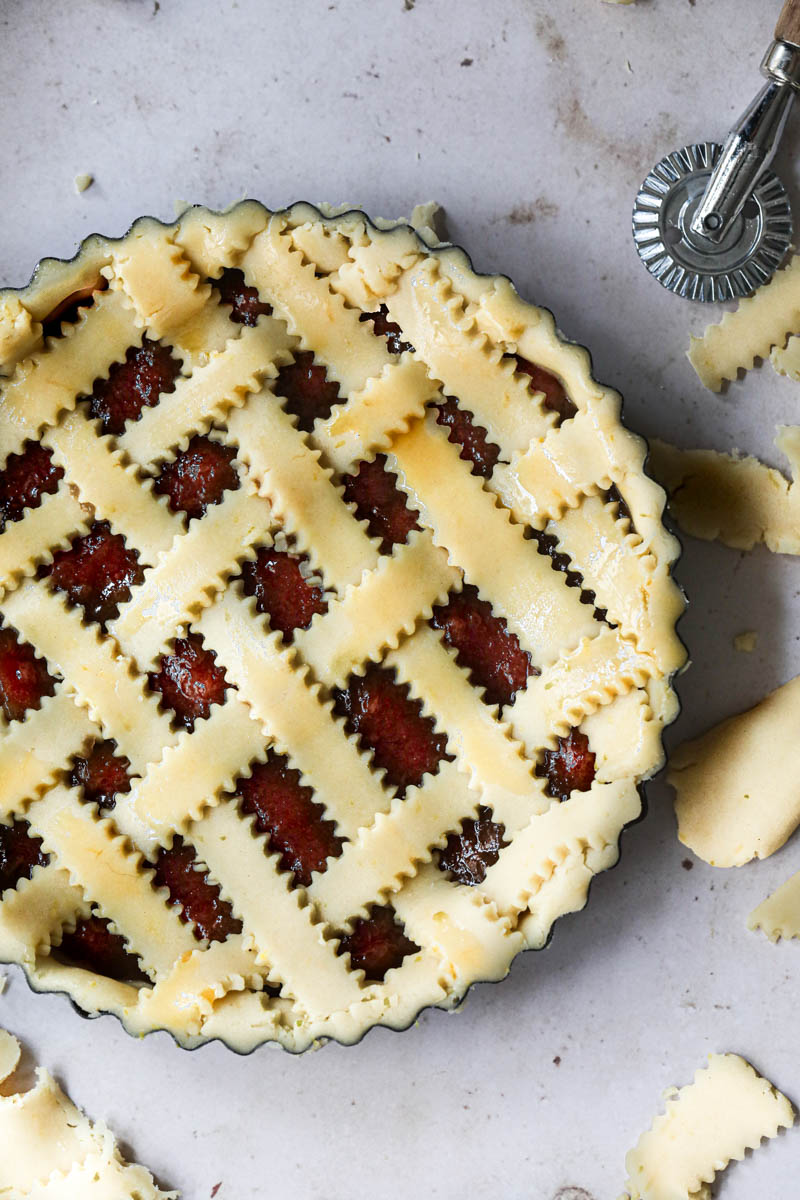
[0,487,90,595]
[1,581,176,769]
[120,697,267,853]
[623,1053,794,1200]
[687,253,800,390]
[508,627,653,753]
[389,416,599,663]
[310,761,479,925]
[243,217,391,394]
[0,689,95,818]
[386,258,547,453]
[312,354,438,475]
[119,318,293,467]
[386,625,546,832]
[111,488,273,667]
[191,802,362,1018]
[669,673,800,866]
[480,779,640,915]
[228,390,378,590]
[294,528,458,688]
[33,785,196,978]
[198,592,391,836]
[43,411,180,559]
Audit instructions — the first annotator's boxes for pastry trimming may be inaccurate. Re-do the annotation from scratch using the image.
[0,1026,177,1198]
[650,428,800,554]
[0,202,684,1050]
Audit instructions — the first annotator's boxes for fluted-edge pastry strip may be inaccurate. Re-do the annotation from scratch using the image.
[388,414,598,666]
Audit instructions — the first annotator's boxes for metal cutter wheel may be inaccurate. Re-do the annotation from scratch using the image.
[633,0,800,301]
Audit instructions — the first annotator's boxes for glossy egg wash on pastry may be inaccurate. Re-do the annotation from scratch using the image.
[0,202,685,1051]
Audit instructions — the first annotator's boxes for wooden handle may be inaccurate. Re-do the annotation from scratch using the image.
[777,0,800,46]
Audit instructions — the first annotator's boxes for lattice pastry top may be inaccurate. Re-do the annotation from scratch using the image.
[0,202,684,1052]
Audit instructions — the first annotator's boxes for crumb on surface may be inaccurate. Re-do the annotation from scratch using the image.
[74,173,93,194]
[734,631,758,653]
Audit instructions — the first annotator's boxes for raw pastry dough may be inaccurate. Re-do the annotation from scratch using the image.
[650,427,800,554]
[669,674,800,866]
[0,1027,177,1198]
[0,201,684,1051]
[749,869,800,942]
[687,254,800,390]
[623,1053,794,1200]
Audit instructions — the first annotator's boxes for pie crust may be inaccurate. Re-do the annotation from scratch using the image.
[623,1053,794,1200]
[0,201,684,1051]
[0,1026,176,1198]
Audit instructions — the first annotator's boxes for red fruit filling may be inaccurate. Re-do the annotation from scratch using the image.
[149,634,228,731]
[41,278,108,340]
[154,836,242,943]
[57,912,149,984]
[438,806,507,886]
[514,355,577,422]
[359,305,414,355]
[0,443,63,527]
[155,435,239,519]
[0,819,48,894]
[240,546,326,639]
[87,341,181,436]
[539,729,596,801]
[338,905,419,982]
[275,352,342,431]
[236,752,344,887]
[0,626,55,722]
[431,585,534,707]
[69,740,131,810]
[333,664,450,792]
[342,455,420,553]
[434,397,501,478]
[47,521,143,625]
[215,267,272,325]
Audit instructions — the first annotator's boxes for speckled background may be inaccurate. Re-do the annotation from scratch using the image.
[1,0,799,1195]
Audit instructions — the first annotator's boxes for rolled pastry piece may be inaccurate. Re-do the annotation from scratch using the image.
[669,674,800,867]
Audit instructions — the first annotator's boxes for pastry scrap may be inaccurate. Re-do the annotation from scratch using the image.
[649,426,800,554]
[669,674,800,867]
[749,869,800,942]
[0,201,684,1050]
[623,1053,794,1200]
[0,1026,177,1198]
[687,253,800,390]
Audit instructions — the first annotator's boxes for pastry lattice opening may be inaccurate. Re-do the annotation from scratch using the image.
[0,203,683,1050]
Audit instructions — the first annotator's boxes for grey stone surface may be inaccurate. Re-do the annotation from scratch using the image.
[1,0,798,1195]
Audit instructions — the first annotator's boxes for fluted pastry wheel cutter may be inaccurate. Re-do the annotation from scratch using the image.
[633,0,800,301]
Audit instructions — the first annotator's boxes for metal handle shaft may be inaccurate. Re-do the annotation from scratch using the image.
[690,40,800,244]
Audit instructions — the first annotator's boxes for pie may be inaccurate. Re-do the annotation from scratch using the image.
[0,201,685,1051]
